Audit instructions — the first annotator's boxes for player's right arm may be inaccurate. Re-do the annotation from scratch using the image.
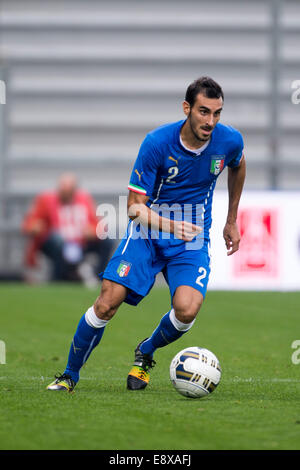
[127,190,201,242]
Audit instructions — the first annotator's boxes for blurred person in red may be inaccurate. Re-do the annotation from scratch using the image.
[22,173,114,284]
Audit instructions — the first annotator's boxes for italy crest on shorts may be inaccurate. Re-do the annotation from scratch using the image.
[117,261,131,277]
[210,156,225,175]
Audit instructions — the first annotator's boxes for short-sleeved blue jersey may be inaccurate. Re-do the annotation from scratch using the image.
[128,119,244,241]
[102,119,244,302]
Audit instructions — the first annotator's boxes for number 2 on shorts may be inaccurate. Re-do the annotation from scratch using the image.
[196,266,207,287]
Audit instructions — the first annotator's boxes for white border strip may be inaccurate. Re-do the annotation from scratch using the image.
[121,220,134,255]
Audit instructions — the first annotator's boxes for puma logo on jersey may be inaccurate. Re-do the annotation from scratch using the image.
[168,156,178,165]
[135,169,143,181]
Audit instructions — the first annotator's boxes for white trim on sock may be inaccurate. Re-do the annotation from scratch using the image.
[169,308,195,332]
[85,306,109,329]
[83,335,98,364]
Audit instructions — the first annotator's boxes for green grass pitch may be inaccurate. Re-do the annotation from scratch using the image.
[0,283,300,450]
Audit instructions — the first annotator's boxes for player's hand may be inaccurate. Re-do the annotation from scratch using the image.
[223,221,240,256]
[174,220,202,242]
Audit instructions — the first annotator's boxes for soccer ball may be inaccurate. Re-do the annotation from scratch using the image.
[170,347,221,398]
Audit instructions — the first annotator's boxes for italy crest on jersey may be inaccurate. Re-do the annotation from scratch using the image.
[117,261,131,277]
[210,156,225,175]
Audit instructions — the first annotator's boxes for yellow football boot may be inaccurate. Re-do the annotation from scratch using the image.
[47,373,76,393]
[127,340,156,390]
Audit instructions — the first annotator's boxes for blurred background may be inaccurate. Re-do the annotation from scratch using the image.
[0,0,299,289]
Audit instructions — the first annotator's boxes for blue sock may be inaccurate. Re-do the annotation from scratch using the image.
[64,314,105,383]
[140,311,186,357]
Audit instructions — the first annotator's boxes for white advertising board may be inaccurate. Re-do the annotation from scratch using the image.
[209,190,300,291]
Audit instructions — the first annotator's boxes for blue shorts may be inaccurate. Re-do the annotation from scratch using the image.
[100,221,211,306]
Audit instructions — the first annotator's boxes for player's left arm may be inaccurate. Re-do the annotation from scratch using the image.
[223,154,246,256]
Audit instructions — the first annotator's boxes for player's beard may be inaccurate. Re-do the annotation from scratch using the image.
[189,113,212,143]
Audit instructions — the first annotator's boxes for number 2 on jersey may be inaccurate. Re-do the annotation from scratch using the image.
[166,166,178,183]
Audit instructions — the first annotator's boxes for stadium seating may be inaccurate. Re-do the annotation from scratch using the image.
[0,0,299,275]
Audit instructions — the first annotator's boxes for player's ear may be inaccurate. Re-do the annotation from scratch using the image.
[182,101,191,117]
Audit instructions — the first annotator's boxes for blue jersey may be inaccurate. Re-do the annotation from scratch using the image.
[101,119,244,305]
[128,119,244,241]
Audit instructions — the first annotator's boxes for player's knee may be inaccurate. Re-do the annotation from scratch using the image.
[93,295,118,321]
[93,280,126,320]
[174,308,197,324]
[173,297,203,324]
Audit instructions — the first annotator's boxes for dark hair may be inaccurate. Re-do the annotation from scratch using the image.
[185,76,224,107]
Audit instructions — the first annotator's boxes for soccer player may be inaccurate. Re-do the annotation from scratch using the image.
[47,77,246,392]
